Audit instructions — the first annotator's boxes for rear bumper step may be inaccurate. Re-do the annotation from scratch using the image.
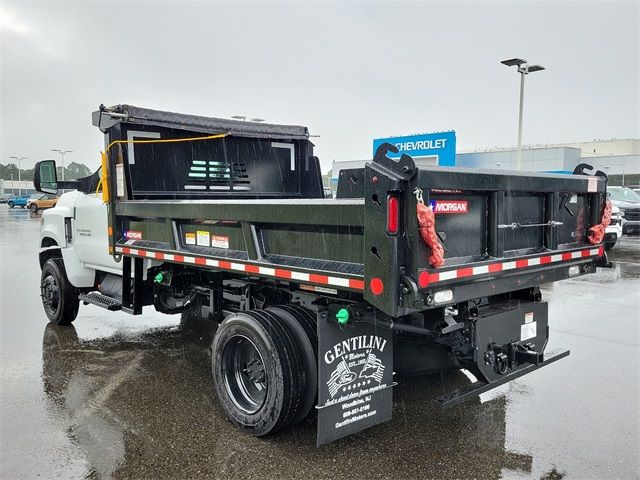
[79,292,122,311]
[435,349,570,407]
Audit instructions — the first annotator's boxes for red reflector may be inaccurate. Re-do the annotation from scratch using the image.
[245,264,260,274]
[370,277,384,295]
[488,263,503,273]
[387,195,399,234]
[418,271,430,288]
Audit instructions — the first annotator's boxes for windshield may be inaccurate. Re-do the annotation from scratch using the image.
[609,187,640,202]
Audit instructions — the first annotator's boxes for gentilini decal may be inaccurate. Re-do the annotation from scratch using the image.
[429,200,468,214]
[324,335,387,400]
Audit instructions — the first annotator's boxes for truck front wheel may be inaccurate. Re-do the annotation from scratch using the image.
[40,258,80,325]
[211,310,306,436]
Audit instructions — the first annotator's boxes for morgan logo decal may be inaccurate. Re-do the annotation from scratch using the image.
[324,335,387,399]
[429,200,468,214]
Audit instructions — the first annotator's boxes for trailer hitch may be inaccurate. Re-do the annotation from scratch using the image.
[484,341,542,375]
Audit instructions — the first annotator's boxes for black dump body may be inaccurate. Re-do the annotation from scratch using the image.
[94,104,608,318]
[85,104,609,445]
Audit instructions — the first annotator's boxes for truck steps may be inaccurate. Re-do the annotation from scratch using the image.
[79,292,122,311]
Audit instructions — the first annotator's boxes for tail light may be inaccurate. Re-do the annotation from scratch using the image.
[387,194,399,234]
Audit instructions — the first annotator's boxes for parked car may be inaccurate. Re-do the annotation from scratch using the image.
[6,194,30,208]
[26,193,59,213]
[608,186,640,235]
[604,204,623,250]
[0,193,11,204]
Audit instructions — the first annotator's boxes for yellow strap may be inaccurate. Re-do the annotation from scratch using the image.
[105,132,227,154]
[99,132,227,202]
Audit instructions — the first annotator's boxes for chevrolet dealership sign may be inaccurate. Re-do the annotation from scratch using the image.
[373,131,456,166]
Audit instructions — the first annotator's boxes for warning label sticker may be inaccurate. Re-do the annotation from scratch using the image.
[521,321,537,341]
[125,230,142,240]
[197,230,210,247]
[587,177,597,193]
[116,164,125,197]
[211,235,229,249]
[185,233,196,245]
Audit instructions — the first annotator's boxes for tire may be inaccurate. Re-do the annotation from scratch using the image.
[40,258,80,325]
[29,203,38,213]
[266,306,318,421]
[211,310,305,436]
[7,201,14,208]
[604,241,616,251]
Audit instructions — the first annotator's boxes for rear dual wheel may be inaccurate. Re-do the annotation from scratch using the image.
[211,307,317,436]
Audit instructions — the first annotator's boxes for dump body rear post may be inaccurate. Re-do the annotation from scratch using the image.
[33,104,612,446]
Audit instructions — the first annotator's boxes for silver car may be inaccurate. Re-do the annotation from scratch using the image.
[608,186,640,235]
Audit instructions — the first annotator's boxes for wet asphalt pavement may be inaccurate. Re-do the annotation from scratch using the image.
[0,205,638,480]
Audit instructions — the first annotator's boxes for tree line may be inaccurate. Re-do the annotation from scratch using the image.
[0,162,93,181]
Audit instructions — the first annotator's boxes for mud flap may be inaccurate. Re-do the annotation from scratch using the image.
[316,308,394,446]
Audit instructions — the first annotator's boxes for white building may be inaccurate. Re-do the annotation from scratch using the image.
[331,138,640,190]
[0,179,37,195]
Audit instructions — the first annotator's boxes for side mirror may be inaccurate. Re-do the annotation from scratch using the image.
[34,160,58,194]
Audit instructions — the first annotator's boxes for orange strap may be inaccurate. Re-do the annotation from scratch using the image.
[587,198,612,245]
[414,189,445,268]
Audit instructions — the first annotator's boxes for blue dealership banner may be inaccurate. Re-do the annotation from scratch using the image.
[373,131,456,166]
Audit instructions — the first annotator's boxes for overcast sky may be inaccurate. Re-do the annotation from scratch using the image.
[1,1,638,173]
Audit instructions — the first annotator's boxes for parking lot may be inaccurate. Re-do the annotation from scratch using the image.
[0,204,638,479]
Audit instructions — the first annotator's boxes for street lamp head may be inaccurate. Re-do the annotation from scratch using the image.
[231,115,246,121]
[250,118,265,123]
[501,58,527,67]
[527,64,546,73]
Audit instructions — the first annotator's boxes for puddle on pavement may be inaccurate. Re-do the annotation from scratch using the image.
[41,317,540,479]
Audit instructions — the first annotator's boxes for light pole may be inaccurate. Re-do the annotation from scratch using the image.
[501,58,545,170]
[51,148,73,180]
[10,174,14,195]
[9,156,27,195]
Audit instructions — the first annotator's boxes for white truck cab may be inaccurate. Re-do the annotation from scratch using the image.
[39,178,121,288]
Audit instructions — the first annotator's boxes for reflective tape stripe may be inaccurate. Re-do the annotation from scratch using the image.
[418,247,602,287]
[114,246,364,291]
